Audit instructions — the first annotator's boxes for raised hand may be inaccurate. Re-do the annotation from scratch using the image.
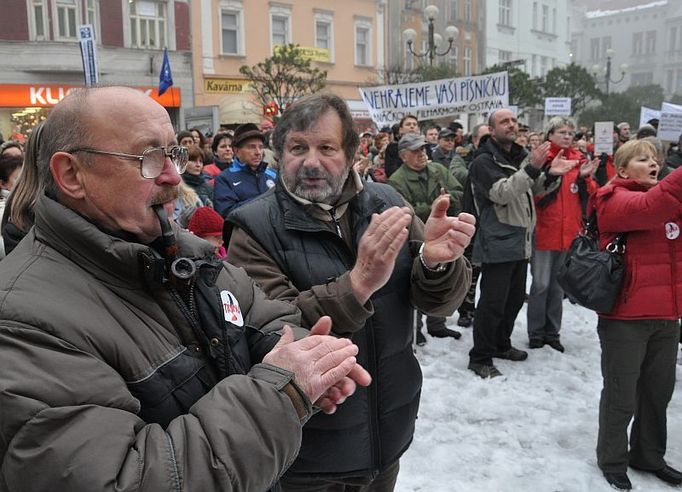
[529,141,551,168]
[579,156,600,178]
[349,206,412,304]
[263,324,367,405]
[308,316,372,414]
[422,194,476,267]
[548,150,579,176]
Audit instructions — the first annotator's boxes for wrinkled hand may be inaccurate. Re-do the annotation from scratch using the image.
[307,316,372,414]
[422,194,476,267]
[349,206,411,304]
[529,141,551,168]
[548,150,579,176]
[579,156,600,178]
[263,318,370,405]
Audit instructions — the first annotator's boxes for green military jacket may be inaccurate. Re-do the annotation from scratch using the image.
[388,161,463,222]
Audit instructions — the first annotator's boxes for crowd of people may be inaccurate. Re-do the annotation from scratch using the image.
[0,89,681,492]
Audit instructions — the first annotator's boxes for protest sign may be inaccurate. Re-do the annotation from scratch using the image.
[544,97,571,116]
[358,71,509,127]
[639,106,661,128]
[78,25,98,86]
[594,121,614,156]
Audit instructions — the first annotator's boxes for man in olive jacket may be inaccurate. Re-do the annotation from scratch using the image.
[226,93,474,491]
[388,132,464,342]
[0,87,371,492]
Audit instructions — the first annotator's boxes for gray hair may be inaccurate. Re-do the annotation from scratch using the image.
[271,92,360,164]
[545,116,576,135]
[38,88,92,197]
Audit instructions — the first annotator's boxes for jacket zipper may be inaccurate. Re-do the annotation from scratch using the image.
[329,207,343,238]
[672,242,679,316]
[168,282,202,347]
[364,316,382,473]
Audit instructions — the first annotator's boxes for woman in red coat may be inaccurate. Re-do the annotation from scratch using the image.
[527,117,598,352]
[594,139,682,491]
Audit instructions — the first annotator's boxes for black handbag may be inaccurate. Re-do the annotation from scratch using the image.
[556,179,627,313]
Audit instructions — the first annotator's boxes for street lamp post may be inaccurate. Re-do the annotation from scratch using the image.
[592,48,628,95]
[403,5,459,66]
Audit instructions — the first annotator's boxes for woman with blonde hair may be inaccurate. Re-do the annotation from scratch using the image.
[594,138,682,490]
[1,123,44,255]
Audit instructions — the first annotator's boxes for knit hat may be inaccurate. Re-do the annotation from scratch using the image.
[188,207,224,238]
[232,123,265,147]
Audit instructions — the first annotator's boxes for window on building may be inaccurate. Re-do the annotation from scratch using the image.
[631,72,653,86]
[552,7,556,34]
[405,44,415,71]
[667,69,674,93]
[271,15,289,46]
[355,21,371,66]
[541,4,549,32]
[220,10,241,54]
[85,0,99,41]
[532,54,537,77]
[449,45,458,71]
[55,0,79,40]
[499,49,512,62]
[633,32,643,55]
[463,46,471,75]
[464,0,471,21]
[670,27,678,52]
[532,2,537,29]
[601,36,612,58]
[314,11,334,62]
[645,31,656,54]
[676,69,682,93]
[29,0,48,40]
[590,38,600,61]
[129,0,167,49]
[499,0,511,26]
[449,0,458,20]
[540,56,548,78]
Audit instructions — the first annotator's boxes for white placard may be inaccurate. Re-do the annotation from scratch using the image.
[639,106,661,128]
[662,102,682,113]
[594,121,614,156]
[544,97,572,116]
[658,112,682,142]
[358,71,509,127]
[78,24,98,86]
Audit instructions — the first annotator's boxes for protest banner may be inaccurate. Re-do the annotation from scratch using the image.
[594,121,615,156]
[544,97,572,116]
[358,71,508,127]
[639,106,661,128]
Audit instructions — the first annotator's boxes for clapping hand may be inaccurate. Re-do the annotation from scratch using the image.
[421,194,476,268]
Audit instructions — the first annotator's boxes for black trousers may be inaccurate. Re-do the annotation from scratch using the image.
[469,260,528,366]
[596,318,679,473]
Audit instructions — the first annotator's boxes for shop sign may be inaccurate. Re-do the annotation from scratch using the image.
[273,45,330,63]
[0,84,181,108]
[204,78,250,94]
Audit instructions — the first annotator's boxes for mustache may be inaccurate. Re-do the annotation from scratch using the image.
[150,186,178,206]
[297,166,330,180]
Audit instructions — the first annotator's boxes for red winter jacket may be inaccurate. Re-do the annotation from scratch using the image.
[534,144,596,251]
[595,168,682,319]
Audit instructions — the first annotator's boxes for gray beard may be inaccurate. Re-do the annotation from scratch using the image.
[282,165,350,205]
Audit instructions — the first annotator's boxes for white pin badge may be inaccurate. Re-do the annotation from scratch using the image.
[665,222,680,240]
[220,290,244,327]
[569,183,579,194]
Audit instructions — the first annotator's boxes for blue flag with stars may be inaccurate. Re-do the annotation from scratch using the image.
[158,47,173,96]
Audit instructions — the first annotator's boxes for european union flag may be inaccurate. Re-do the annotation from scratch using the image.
[158,47,173,96]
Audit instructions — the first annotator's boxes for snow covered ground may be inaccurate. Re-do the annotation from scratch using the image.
[396,300,682,492]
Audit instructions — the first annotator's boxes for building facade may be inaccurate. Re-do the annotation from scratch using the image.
[0,0,193,141]
[572,0,682,97]
[482,0,573,79]
[385,0,484,78]
[187,0,387,132]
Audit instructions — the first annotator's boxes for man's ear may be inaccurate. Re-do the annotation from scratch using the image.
[50,151,86,200]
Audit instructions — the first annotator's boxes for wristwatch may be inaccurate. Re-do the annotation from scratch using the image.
[419,243,446,273]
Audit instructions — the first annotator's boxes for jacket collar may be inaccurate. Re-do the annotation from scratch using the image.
[229,157,268,174]
[33,195,215,289]
[483,137,527,168]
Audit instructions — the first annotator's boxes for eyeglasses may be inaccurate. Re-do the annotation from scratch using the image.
[67,146,189,179]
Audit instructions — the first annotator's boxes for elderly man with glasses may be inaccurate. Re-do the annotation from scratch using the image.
[0,86,372,491]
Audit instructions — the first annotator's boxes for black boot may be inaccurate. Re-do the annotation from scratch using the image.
[602,471,632,490]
